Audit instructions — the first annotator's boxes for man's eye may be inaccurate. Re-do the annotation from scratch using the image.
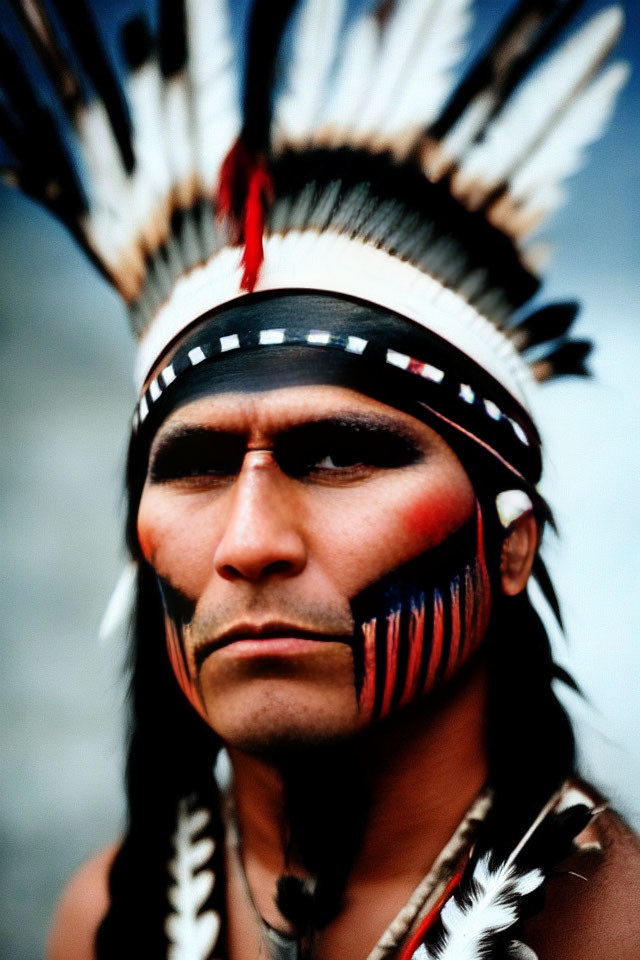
[148,433,245,483]
[311,447,368,471]
[276,427,422,477]
[316,454,342,470]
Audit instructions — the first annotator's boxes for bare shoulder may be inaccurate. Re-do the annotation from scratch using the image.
[523,801,640,960]
[46,844,118,960]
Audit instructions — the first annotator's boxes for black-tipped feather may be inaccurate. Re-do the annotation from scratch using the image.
[242,0,298,154]
[0,35,86,217]
[121,15,155,73]
[534,338,593,380]
[515,301,580,351]
[51,0,134,172]
[552,663,582,695]
[8,0,84,113]
[159,0,187,78]
[430,0,587,140]
[532,554,564,630]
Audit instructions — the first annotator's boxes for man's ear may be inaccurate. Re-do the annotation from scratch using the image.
[500,512,538,596]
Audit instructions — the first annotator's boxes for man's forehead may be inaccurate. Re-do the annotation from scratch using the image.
[150,384,437,444]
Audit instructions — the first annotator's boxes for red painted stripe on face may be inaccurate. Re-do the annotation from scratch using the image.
[424,591,444,694]
[445,578,462,680]
[380,609,401,719]
[398,600,425,707]
[358,618,378,720]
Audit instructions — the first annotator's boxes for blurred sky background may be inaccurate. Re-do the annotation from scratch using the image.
[0,0,638,957]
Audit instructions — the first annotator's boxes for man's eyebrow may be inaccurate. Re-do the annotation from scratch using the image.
[278,413,422,442]
[151,424,244,448]
[152,413,422,447]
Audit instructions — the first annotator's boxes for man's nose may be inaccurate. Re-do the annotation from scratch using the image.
[213,451,307,582]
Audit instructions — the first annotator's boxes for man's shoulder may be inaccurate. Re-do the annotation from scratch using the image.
[523,802,640,959]
[47,843,118,960]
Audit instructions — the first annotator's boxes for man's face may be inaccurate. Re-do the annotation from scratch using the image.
[137,384,479,753]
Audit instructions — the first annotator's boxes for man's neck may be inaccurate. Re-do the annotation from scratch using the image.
[226,659,489,947]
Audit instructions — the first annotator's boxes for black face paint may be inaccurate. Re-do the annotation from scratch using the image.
[156,577,208,721]
[350,501,491,723]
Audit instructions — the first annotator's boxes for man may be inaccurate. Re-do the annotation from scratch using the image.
[48,321,640,960]
[3,0,638,958]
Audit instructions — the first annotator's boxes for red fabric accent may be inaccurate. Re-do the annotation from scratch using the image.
[240,159,273,292]
[397,856,469,960]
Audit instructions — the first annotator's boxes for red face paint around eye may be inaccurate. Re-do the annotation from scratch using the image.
[403,489,468,550]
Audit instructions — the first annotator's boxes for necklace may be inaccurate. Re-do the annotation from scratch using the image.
[225,789,493,960]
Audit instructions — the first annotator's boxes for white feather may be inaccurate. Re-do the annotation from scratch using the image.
[429,91,494,178]
[164,72,195,210]
[166,800,220,960]
[274,0,347,145]
[359,0,441,130]
[126,59,173,250]
[366,0,471,139]
[98,562,137,645]
[455,6,624,197]
[509,61,629,216]
[76,102,145,299]
[414,856,543,960]
[381,0,470,134]
[185,0,241,192]
[315,13,379,134]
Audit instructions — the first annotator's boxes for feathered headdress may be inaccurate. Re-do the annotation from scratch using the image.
[0,0,628,485]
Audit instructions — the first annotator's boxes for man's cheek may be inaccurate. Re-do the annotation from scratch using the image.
[402,486,474,548]
[352,503,491,724]
[136,516,155,565]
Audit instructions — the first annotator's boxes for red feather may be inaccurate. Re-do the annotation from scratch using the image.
[240,158,273,291]
[217,138,273,291]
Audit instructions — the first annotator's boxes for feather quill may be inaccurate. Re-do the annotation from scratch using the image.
[166,800,220,960]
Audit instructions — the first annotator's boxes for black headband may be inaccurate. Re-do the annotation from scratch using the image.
[133,290,542,486]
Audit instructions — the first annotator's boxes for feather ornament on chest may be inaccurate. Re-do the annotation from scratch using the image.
[409,785,598,960]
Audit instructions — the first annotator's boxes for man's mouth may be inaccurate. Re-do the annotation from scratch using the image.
[194,622,353,669]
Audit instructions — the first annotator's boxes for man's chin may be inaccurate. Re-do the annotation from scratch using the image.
[201,684,364,759]
[218,723,360,762]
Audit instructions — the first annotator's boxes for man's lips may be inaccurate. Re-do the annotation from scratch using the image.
[194,623,353,669]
